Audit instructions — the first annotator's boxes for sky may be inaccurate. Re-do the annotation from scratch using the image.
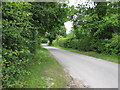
[64,21,73,34]
[64,0,87,34]
[64,0,94,34]
[64,0,76,34]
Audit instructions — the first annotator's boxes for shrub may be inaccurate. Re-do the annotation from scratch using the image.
[53,34,119,55]
[90,39,108,53]
[105,34,119,55]
[41,38,48,43]
[77,38,92,51]
[69,39,79,49]
[53,36,66,47]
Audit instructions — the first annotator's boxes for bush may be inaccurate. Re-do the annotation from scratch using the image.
[77,38,92,51]
[53,36,92,51]
[53,36,67,47]
[69,39,79,49]
[41,38,48,43]
[90,34,119,54]
[2,2,35,88]
[53,33,119,55]
[90,39,108,53]
[105,34,119,55]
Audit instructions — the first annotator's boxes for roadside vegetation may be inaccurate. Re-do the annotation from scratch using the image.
[15,48,70,88]
[52,2,119,63]
[2,1,119,88]
[52,46,118,63]
[2,2,70,88]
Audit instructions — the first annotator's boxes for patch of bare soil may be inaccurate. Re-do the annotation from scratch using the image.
[64,72,90,88]
[67,76,90,88]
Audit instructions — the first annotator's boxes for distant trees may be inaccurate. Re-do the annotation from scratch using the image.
[53,2,119,55]
[46,26,67,45]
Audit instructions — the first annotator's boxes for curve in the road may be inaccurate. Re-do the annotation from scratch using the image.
[43,44,118,88]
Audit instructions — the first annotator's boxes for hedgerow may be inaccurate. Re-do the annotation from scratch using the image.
[2,2,69,88]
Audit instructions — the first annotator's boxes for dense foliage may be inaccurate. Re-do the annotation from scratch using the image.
[2,1,119,88]
[53,2,119,56]
[2,2,69,88]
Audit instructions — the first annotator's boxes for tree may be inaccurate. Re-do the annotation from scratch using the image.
[64,1,119,53]
[46,26,66,45]
[36,3,70,45]
[2,2,71,88]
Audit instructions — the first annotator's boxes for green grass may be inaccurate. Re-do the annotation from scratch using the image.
[16,47,70,88]
[52,46,119,64]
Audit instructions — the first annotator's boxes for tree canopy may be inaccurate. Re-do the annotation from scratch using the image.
[2,1,119,88]
[53,1,119,54]
[2,2,70,88]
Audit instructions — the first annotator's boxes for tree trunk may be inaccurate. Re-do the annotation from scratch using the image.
[49,39,53,46]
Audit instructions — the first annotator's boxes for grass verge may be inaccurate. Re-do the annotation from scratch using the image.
[17,47,70,88]
[52,46,119,64]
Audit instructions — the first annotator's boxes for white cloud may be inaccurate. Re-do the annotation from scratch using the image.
[64,21,73,34]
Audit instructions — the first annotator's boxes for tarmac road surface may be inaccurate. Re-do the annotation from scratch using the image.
[43,44,118,88]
